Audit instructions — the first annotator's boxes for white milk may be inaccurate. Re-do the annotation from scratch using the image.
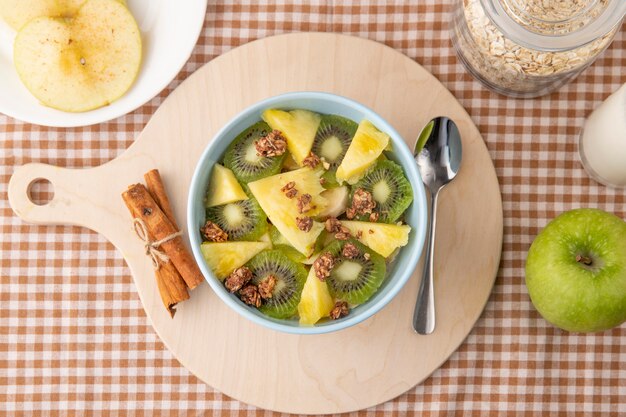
[579,83,626,188]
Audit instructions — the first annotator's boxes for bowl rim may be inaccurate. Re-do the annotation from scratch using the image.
[187,91,427,335]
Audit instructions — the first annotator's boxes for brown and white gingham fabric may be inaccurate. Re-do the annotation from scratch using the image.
[1,1,625,416]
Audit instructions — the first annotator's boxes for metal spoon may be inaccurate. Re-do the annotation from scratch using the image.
[412,117,462,335]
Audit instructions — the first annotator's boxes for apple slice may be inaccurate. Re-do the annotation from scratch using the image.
[58,0,127,16]
[13,0,141,112]
[0,0,126,30]
[317,186,349,220]
[0,0,58,30]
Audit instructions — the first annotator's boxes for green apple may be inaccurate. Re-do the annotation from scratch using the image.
[525,208,626,333]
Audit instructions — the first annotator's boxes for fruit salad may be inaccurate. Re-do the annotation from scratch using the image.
[199,108,414,325]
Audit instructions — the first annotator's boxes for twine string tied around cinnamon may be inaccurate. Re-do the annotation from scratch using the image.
[132,218,182,269]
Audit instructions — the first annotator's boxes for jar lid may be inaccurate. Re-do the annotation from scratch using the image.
[482,0,626,51]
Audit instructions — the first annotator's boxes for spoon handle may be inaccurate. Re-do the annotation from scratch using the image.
[413,190,439,334]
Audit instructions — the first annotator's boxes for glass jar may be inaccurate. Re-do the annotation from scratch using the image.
[451,0,626,98]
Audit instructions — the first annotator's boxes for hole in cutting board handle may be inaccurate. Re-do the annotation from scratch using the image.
[27,178,55,206]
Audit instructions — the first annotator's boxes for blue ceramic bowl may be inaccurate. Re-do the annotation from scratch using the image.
[188,92,427,334]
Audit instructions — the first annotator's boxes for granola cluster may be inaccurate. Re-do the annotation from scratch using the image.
[346,188,377,221]
[255,130,287,157]
[224,266,253,292]
[324,217,342,233]
[302,152,320,168]
[324,217,352,240]
[225,267,276,307]
[313,252,335,281]
[239,284,262,307]
[297,193,314,214]
[330,301,349,320]
[281,181,298,199]
[334,228,351,241]
[202,220,228,242]
[257,275,277,299]
[296,216,313,232]
[342,242,360,259]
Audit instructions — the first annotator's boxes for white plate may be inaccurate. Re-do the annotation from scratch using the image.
[0,0,207,127]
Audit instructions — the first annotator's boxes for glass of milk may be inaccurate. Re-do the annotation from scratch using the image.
[579,83,626,188]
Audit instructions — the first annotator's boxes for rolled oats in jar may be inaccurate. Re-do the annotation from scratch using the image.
[451,0,625,98]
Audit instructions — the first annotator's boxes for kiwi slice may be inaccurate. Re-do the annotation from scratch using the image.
[224,121,286,183]
[323,239,386,305]
[205,198,267,241]
[312,115,357,170]
[245,250,307,319]
[268,224,290,246]
[351,160,413,223]
[320,170,339,189]
[274,244,307,263]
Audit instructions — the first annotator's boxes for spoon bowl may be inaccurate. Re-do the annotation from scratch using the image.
[413,116,462,334]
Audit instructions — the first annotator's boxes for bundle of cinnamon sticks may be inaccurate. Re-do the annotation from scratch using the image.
[122,169,203,317]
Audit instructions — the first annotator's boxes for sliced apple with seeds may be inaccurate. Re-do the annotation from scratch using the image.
[248,167,327,256]
[262,109,321,166]
[13,0,141,112]
[341,221,410,258]
[205,164,248,207]
[298,267,335,325]
[200,241,270,280]
[336,120,390,185]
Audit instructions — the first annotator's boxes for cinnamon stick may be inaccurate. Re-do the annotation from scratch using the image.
[122,195,189,317]
[144,169,177,229]
[122,183,204,289]
[143,170,191,315]
[155,264,190,316]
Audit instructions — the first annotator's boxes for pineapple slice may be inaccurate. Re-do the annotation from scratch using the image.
[298,267,335,325]
[200,241,270,280]
[262,109,321,166]
[336,120,390,184]
[341,221,410,257]
[205,164,248,207]
[248,168,327,256]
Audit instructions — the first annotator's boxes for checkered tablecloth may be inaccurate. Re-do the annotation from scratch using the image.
[1,1,625,415]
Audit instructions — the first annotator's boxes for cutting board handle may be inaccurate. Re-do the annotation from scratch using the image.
[8,163,107,230]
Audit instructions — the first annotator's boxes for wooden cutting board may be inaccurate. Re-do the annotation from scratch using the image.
[8,33,503,414]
